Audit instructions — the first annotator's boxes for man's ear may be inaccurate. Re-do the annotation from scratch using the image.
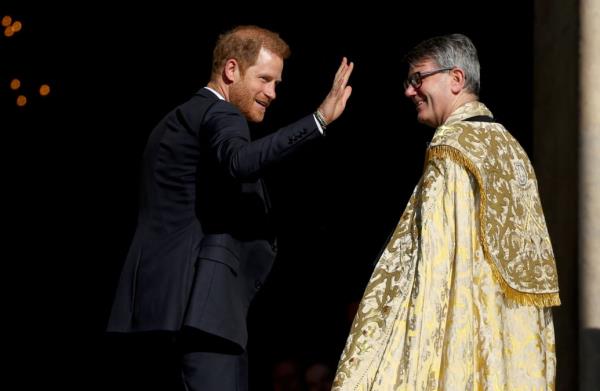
[450,67,466,94]
[223,58,240,84]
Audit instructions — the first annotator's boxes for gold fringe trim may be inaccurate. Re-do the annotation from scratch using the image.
[427,145,561,307]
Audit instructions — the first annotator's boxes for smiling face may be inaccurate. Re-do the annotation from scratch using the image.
[404,59,456,128]
[229,47,283,123]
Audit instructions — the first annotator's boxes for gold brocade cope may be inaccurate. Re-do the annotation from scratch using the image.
[332,102,558,390]
[429,102,560,306]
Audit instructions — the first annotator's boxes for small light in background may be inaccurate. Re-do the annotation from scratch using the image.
[39,84,51,96]
[16,95,27,107]
[10,78,21,90]
[11,20,22,32]
[1,15,12,27]
[4,25,15,37]
[3,17,22,37]
[3,16,52,111]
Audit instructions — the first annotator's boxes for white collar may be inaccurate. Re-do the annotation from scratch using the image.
[204,86,224,100]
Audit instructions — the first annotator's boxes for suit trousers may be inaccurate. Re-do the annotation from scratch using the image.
[178,327,248,391]
[181,350,248,391]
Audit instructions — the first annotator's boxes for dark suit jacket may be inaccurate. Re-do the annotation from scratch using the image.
[107,88,321,350]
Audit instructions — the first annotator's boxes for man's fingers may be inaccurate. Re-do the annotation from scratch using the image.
[332,57,350,90]
[343,62,354,85]
[333,60,353,96]
[343,86,352,102]
[334,57,348,81]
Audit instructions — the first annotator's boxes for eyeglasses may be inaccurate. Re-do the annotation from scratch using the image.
[403,67,454,90]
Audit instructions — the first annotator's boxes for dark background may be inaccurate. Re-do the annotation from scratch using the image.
[2,2,533,389]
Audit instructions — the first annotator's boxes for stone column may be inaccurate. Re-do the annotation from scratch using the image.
[534,1,579,389]
[579,0,600,389]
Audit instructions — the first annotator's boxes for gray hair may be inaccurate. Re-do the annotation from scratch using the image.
[405,34,480,96]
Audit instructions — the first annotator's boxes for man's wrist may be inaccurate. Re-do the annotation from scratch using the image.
[314,109,328,130]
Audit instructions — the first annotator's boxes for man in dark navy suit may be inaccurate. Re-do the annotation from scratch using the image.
[107,25,353,390]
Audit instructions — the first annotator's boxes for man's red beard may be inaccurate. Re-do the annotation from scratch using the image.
[230,82,265,123]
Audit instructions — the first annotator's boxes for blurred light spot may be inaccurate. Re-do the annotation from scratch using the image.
[11,21,22,32]
[10,79,21,90]
[1,15,11,27]
[16,95,27,106]
[4,25,14,37]
[39,84,51,96]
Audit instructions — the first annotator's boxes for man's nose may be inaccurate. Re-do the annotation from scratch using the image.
[264,82,276,100]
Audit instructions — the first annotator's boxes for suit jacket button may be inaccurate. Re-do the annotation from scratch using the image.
[254,279,263,290]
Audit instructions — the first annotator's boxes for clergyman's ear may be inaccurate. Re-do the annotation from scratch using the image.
[450,67,466,94]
